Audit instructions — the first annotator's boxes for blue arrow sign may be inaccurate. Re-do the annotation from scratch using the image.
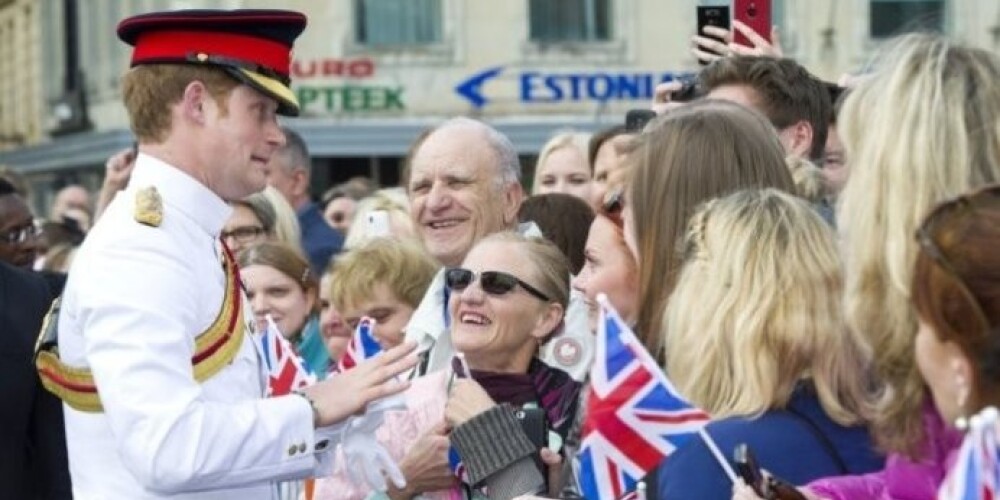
[454,66,505,108]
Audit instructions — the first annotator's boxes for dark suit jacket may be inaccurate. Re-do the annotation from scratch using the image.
[297,201,344,274]
[0,262,71,499]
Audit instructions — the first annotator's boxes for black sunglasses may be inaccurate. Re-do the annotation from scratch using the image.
[445,268,551,302]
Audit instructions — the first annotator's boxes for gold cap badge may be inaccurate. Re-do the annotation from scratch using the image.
[134,186,163,227]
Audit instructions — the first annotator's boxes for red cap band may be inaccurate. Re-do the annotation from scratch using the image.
[131,30,291,77]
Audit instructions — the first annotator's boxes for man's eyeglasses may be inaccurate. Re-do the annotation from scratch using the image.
[220,226,266,245]
[1,224,41,245]
[915,183,1000,329]
[445,268,551,302]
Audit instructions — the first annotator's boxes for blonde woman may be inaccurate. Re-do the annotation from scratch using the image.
[794,34,1000,500]
[532,131,593,203]
[655,189,882,499]
[328,238,439,350]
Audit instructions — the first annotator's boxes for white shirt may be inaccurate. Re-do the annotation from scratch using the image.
[58,155,329,499]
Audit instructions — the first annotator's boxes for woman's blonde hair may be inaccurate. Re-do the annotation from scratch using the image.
[628,99,795,356]
[478,232,571,312]
[786,155,825,203]
[665,189,873,423]
[260,185,303,255]
[532,130,592,194]
[329,237,439,313]
[838,33,1000,454]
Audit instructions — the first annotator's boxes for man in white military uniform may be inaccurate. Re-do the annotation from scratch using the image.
[38,9,416,499]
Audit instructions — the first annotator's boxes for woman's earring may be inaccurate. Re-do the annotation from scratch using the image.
[955,374,970,431]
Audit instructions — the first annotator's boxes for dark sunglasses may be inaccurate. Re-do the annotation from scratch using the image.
[445,268,551,302]
[915,183,1000,328]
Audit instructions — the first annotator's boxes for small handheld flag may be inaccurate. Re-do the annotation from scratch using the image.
[260,315,316,396]
[576,295,710,500]
[338,317,382,372]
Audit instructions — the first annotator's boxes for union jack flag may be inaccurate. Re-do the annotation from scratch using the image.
[576,296,710,500]
[337,317,382,372]
[940,407,1000,500]
[260,315,317,396]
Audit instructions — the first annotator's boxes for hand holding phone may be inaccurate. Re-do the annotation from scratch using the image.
[734,443,808,500]
[734,443,767,497]
[625,109,656,133]
[695,6,731,65]
[733,0,772,47]
[366,210,391,237]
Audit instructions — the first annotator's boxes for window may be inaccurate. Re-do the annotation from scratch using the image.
[529,0,612,43]
[870,0,945,39]
[355,0,442,46]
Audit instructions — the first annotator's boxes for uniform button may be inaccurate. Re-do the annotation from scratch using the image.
[298,443,307,454]
[287,444,298,456]
[316,439,330,452]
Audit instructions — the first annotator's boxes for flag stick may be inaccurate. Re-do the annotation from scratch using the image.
[699,427,738,484]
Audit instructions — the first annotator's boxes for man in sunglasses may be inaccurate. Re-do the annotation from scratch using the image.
[0,179,71,498]
[0,178,42,270]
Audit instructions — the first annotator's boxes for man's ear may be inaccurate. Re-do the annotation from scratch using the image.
[784,120,814,159]
[292,168,310,197]
[502,181,524,226]
[179,80,210,126]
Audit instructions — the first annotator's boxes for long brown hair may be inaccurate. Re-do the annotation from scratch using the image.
[627,100,794,355]
[912,190,1000,413]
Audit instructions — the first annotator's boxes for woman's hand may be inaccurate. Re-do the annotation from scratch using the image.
[445,378,496,426]
[303,341,418,427]
[387,422,455,499]
[652,80,689,116]
[733,479,764,500]
[540,447,563,497]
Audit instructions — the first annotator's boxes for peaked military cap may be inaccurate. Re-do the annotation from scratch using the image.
[117,9,307,116]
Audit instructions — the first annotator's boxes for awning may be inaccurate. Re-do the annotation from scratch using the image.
[0,116,619,174]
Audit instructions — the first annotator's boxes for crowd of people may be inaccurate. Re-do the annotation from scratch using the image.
[4,6,1000,500]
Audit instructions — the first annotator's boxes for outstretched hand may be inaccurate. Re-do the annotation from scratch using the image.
[303,341,418,427]
[691,21,783,65]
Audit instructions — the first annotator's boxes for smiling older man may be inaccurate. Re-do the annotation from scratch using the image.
[404,118,592,381]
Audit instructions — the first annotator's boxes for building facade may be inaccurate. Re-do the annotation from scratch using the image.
[1,0,999,203]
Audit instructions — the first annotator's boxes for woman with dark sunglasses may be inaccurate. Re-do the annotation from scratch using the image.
[442,232,581,499]
[312,232,581,500]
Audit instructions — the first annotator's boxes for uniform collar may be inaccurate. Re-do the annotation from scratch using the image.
[129,153,233,237]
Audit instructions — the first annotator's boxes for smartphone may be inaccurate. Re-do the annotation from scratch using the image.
[734,443,808,500]
[734,443,768,497]
[733,0,772,47]
[366,210,391,237]
[696,5,731,65]
[670,74,701,103]
[514,407,549,449]
[625,109,656,133]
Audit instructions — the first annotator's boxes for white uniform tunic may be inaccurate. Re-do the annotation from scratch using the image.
[58,155,327,499]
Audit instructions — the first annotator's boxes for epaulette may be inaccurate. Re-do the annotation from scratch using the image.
[134,186,163,227]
